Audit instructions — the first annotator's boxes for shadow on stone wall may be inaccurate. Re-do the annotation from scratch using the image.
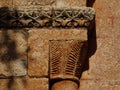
[81,0,96,75]
[0,28,28,90]
[81,17,97,73]
[0,30,19,62]
[0,7,28,90]
[87,0,96,7]
[7,76,27,90]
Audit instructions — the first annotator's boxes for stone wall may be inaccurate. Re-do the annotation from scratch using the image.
[0,0,120,90]
[79,0,120,89]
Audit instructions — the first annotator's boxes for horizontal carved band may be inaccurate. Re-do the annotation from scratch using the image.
[0,7,95,28]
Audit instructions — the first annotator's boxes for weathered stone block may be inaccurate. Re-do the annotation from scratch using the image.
[81,37,120,80]
[28,77,48,90]
[79,80,120,90]
[0,0,12,7]
[56,0,86,7]
[0,30,28,77]
[0,77,48,90]
[13,0,56,6]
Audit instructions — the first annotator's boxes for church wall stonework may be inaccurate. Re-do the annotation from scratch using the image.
[0,0,120,90]
[79,0,120,89]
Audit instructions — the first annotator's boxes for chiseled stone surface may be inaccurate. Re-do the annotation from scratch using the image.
[28,77,48,90]
[0,0,12,7]
[52,80,78,90]
[78,0,120,90]
[13,0,56,6]
[0,30,28,77]
[28,29,87,76]
[79,80,120,90]
[56,0,86,7]
[0,77,48,90]
[12,0,86,7]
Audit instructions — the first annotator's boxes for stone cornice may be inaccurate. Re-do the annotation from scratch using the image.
[0,7,95,28]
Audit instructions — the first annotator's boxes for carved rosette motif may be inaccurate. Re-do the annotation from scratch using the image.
[0,7,95,28]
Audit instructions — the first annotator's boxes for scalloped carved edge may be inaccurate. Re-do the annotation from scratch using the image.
[0,7,95,28]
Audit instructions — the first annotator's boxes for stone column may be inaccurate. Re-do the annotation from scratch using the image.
[51,80,78,90]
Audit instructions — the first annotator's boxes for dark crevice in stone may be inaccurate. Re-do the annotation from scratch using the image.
[87,0,96,7]
[81,17,97,73]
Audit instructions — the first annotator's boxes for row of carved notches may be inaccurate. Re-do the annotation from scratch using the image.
[0,8,95,28]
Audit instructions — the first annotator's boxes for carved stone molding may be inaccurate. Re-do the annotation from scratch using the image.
[0,7,95,28]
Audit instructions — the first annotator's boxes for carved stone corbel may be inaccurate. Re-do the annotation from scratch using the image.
[49,8,95,90]
[50,40,88,90]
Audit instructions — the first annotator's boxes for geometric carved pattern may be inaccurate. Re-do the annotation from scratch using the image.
[0,7,95,28]
[50,40,87,85]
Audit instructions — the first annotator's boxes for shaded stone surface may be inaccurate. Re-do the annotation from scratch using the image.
[0,77,48,90]
[0,30,28,77]
[28,29,87,76]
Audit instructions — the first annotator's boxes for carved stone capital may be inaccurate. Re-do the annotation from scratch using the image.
[0,7,95,28]
[50,40,88,87]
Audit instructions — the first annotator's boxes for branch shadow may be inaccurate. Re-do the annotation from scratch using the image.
[0,6,28,90]
[0,29,28,90]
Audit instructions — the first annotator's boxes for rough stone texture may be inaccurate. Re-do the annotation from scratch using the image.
[12,0,86,7]
[0,0,86,7]
[28,29,87,76]
[79,0,120,89]
[0,0,12,7]
[27,77,48,90]
[0,30,28,77]
[56,0,86,7]
[13,0,56,6]
[51,80,78,90]
[80,80,120,90]
[0,77,48,90]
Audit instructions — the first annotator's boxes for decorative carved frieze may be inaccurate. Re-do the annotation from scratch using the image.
[0,7,95,28]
